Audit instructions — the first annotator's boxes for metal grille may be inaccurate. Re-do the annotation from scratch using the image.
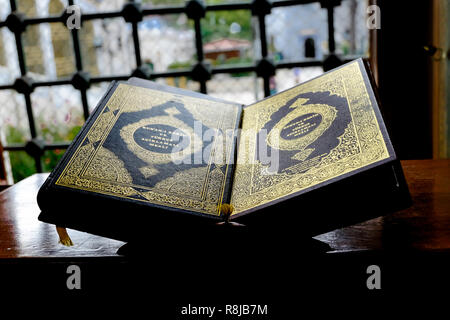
[0,0,362,177]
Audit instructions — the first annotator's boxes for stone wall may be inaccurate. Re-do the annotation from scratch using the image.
[49,0,98,78]
[17,0,45,74]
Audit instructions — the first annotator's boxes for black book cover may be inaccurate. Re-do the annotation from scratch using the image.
[37,59,411,242]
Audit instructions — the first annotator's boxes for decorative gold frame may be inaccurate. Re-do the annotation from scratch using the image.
[56,84,239,216]
[231,61,391,214]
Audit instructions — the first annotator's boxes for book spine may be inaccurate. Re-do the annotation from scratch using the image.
[221,105,244,212]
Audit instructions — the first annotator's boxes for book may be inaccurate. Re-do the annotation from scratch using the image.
[37,59,411,243]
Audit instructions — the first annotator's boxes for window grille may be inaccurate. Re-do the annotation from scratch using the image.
[0,0,364,178]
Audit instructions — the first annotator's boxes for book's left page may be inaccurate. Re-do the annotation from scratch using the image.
[49,82,241,217]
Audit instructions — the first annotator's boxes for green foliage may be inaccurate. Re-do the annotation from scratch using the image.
[214,56,253,77]
[9,151,36,183]
[4,126,34,182]
[5,125,27,144]
[5,122,81,183]
[143,0,253,43]
[142,0,184,5]
[40,125,81,175]
[214,56,253,65]
[66,125,82,141]
[168,60,194,70]
[202,9,252,43]
[42,149,66,173]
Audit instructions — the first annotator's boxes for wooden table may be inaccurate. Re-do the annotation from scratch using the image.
[316,159,450,252]
[0,160,449,299]
[0,159,449,258]
[0,174,125,258]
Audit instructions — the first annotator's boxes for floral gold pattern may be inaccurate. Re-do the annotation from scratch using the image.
[56,84,240,216]
[230,61,391,214]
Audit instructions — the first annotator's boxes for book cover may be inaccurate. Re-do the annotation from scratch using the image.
[37,59,410,241]
[231,58,395,215]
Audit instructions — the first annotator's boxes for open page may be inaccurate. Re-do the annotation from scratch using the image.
[53,82,241,217]
[230,59,394,217]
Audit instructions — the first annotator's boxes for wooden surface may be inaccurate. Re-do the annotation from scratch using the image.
[0,159,449,259]
[0,173,124,258]
[317,159,450,251]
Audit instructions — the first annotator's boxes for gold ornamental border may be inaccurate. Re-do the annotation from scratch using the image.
[55,84,239,216]
[230,61,391,214]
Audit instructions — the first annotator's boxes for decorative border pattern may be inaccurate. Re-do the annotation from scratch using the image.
[55,84,239,216]
[231,61,391,214]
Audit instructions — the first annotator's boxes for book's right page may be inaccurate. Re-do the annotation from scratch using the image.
[230,59,396,216]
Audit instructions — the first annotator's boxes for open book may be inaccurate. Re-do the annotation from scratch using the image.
[37,59,410,242]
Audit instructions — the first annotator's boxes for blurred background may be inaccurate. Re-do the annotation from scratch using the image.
[0,0,448,185]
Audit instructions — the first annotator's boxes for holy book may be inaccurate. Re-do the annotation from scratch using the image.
[37,59,411,241]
